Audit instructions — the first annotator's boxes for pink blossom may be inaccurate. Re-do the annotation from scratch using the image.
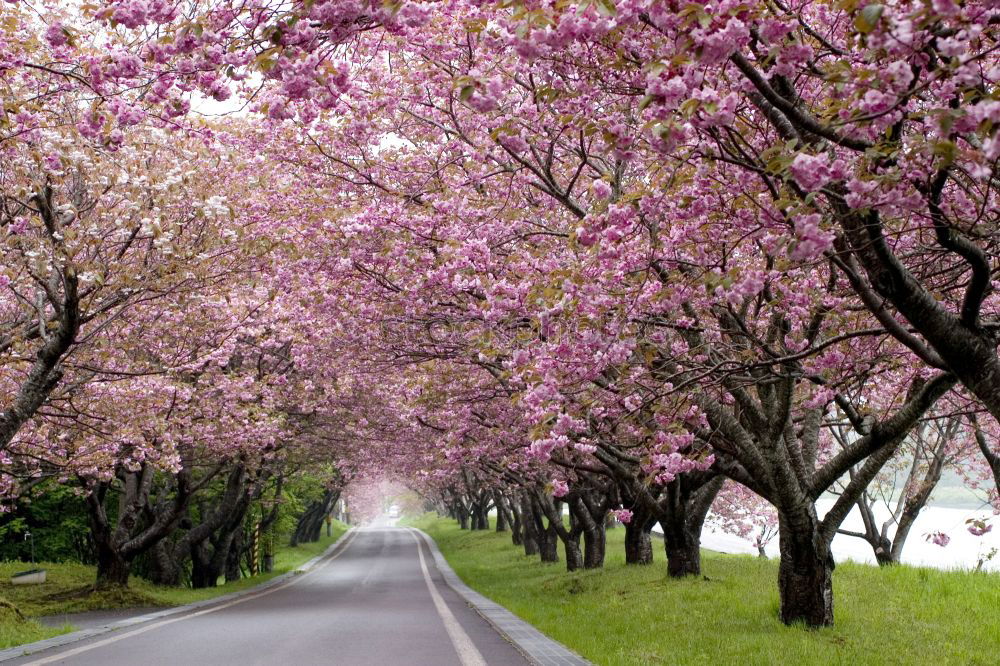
[613,509,633,524]
[967,518,993,537]
[550,478,569,497]
[775,42,814,77]
[759,20,794,44]
[926,531,951,547]
[44,22,69,48]
[789,153,835,192]
[932,0,961,16]
[790,213,835,261]
[845,178,880,209]
[860,89,893,115]
[42,153,62,171]
[693,17,749,65]
[591,179,612,200]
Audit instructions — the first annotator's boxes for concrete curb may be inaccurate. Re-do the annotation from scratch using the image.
[0,528,356,662]
[411,528,592,666]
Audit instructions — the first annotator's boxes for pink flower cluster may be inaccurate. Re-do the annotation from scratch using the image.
[790,213,834,262]
[788,153,848,192]
[926,531,951,548]
[967,518,993,537]
[612,509,633,524]
[550,478,569,498]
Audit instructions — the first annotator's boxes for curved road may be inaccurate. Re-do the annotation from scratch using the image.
[12,527,529,666]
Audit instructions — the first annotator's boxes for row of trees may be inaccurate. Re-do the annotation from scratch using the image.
[0,2,375,590]
[1,469,347,588]
[0,0,998,631]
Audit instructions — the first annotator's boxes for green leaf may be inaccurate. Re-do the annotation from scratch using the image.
[933,139,958,166]
[854,4,884,34]
[679,98,700,117]
[596,0,618,18]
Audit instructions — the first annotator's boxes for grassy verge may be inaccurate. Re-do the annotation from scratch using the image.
[0,599,71,652]
[0,520,348,648]
[407,514,1000,666]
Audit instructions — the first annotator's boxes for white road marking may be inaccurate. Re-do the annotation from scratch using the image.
[408,528,487,666]
[23,529,360,665]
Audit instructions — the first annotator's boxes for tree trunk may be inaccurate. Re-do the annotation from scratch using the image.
[624,517,654,565]
[889,427,949,564]
[873,535,894,567]
[777,512,834,627]
[307,511,325,542]
[847,495,897,566]
[534,492,578,568]
[623,502,656,565]
[494,492,510,533]
[84,465,201,590]
[145,539,182,586]
[528,496,559,563]
[582,523,605,569]
[519,492,539,556]
[537,527,559,563]
[660,511,703,577]
[190,547,218,588]
[455,502,470,530]
[95,540,130,589]
[889,488,938,566]
[508,497,524,546]
[468,491,490,530]
[569,494,607,569]
[292,490,337,545]
[226,528,243,583]
[664,535,701,578]
[564,535,584,571]
[657,476,721,577]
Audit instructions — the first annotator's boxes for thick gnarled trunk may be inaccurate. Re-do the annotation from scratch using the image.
[527,495,559,564]
[519,492,539,556]
[658,476,722,577]
[624,520,654,565]
[226,528,243,583]
[582,524,606,569]
[94,539,131,589]
[568,493,608,569]
[663,529,701,578]
[624,505,655,565]
[505,494,524,546]
[84,461,204,590]
[777,511,834,627]
[291,489,338,546]
[563,534,584,571]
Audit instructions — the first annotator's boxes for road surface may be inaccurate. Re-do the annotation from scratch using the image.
[12,527,528,666]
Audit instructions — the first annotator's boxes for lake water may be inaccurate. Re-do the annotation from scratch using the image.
[676,499,1000,572]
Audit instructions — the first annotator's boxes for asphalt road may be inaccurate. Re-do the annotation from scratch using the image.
[12,527,529,666]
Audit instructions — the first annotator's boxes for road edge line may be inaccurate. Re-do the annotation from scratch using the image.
[0,527,357,663]
[409,527,592,666]
[408,530,487,666]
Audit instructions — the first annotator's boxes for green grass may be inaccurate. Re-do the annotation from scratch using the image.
[0,598,72,651]
[407,514,1000,666]
[0,521,348,648]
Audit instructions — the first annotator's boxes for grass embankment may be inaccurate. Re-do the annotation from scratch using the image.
[0,520,348,649]
[407,514,1000,666]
